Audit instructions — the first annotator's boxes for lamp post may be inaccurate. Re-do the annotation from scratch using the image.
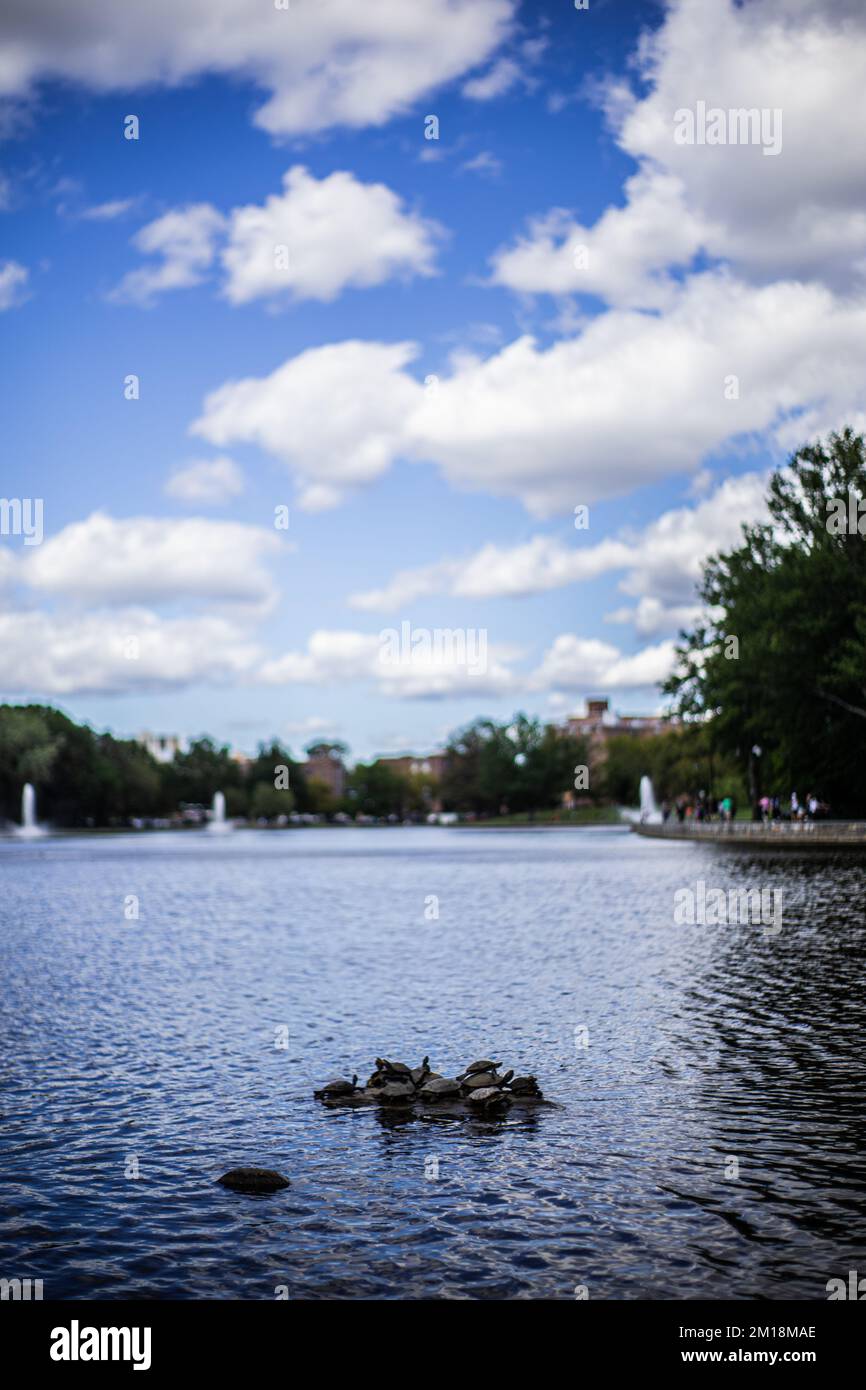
[750,744,763,814]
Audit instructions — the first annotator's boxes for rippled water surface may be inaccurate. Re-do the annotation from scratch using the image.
[1,825,864,1300]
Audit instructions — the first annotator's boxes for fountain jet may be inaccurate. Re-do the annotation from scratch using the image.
[207,790,232,833]
[15,782,44,838]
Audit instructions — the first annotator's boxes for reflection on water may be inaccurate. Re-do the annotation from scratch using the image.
[0,826,864,1300]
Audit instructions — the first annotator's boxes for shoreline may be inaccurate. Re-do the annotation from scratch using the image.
[631,821,866,851]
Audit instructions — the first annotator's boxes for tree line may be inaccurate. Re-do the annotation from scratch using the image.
[0,700,745,829]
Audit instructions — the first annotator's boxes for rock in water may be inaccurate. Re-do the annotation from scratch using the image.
[217,1167,290,1193]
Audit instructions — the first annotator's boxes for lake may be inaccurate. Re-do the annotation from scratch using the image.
[0,825,863,1300]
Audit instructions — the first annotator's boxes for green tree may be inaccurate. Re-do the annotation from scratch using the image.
[664,428,866,813]
[347,761,409,818]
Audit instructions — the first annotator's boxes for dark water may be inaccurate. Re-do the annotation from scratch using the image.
[0,825,864,1301]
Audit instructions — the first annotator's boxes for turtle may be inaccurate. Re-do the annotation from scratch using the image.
[465,1086,511,1113]
[217,1167,290,1193]
[461,1071,499,1092]
[462,1059,500,1076]
[314,1074,358,1099]
[379,1058,413,1079]
[376,1081,415,1104]
[508,1074,542,1097]
[418,1076,461,1100]
[410,1056,432,1086]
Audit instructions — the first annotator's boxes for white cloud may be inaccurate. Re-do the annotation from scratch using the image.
[190,272,866,516]
[0,259,28,309]
[462,56,522,101]
[403,276,866,514]
[460,151,503,178]
[165,456,245,506]
[489,0,866,304]
[488,171,707,308]
[220,166,440,306]
[0,608,260,696]
[350,472,769,627]
[616,0,866,289]
[0,0,513,137]
[349,537,632,611]
[110,203,225,305]
[114,167,441,307]
[259,628,517,700]
[191,340,424,511]
[23,512,281,609]
[529,634,677,694]
[0,547,17,589]
[605,597,705,639]
[80,197,135,221]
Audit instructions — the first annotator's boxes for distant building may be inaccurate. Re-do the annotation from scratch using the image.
[563,698,669,760]
[302,748,346,797]
[137,731,186,764]
[374,753,449,782]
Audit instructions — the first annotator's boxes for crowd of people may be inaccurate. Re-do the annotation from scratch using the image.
[661,792,734,824]
[660,790,830,825]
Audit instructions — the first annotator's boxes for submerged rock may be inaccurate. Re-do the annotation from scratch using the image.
[217,1167,290,1193]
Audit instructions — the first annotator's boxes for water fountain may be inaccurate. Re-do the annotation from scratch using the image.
[15,782,44,838]
[208,790,231,833]
[639,775,662,824]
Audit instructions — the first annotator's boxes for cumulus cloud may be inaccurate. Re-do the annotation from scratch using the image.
[488,171,707,308]
[164,457,245,505]
[259,628,517,700]
[112,167,440,307]
[350,472,768,633]
[23,512,282,609]
[110,203,225,305]
[489,0,866,303]
[220,166,440,306]
[0,258,28,309]
[0,0,513,137]
[529,635,677,694]
[255,625,678,702]
[191,340,424,511]
[197,272,866,515]
[0,608,261,696]
[617,0,866,288]
[349,537,632,611]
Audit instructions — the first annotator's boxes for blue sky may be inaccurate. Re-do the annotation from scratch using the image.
[2,0,864,760]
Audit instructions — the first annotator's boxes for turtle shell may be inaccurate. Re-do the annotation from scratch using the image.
[508,1075,541,1096]
[464,1060,500,1075]
[461,1071,498,1090]
[376,1082,414,1103]
[419,1077,461,1098]
[466,1086,510,1109]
